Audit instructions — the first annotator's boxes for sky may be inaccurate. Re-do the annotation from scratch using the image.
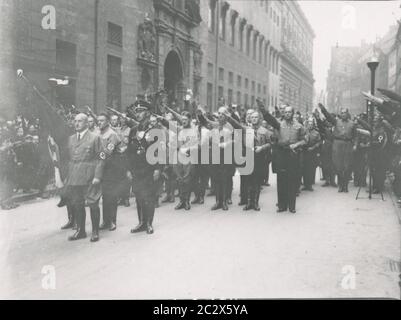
[298,0,401,95]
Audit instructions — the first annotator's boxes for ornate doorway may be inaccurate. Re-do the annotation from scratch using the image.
[164,50,184,107]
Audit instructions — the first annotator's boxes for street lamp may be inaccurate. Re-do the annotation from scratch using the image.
[366,55,379,200]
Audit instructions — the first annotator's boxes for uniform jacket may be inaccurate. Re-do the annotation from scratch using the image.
[66,130,104,186]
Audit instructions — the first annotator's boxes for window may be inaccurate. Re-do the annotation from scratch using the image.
[230,14,237,46]
[253,34,258,60]
[246,28,251,56]
[219,67,224,81]
[56,39,77,70]
[244,93,249,105]
[251,96,255,106]
[207,63,214,78]
[251,81,255,92]
[208,0,216,33]
[228,89,233,104]
[245,78,249,89]
[259,39,263,64]
[239,23,244,51]
[237,75,242,87]
[263,85,267,94]
[207,82,213,110]
[220,8,227,40]
[258,83,261,94]
[237,91,241,104]
[228,71,234,85]
[264,44,268,67]
[107,22,123,47]
[218,86,224,100]
[107,55,122,110]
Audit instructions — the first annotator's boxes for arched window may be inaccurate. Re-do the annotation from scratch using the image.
[246,26,252,56]
[253,32,258,60]
[208,0,217,33]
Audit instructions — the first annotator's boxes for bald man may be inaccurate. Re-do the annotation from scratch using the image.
[65,113,105,242]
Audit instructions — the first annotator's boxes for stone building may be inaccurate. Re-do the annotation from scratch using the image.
[279,0,314,113]
[199,0,283,111]
[0,0,314,117]
[326,24,399,115]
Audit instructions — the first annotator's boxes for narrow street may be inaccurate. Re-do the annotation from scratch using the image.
[1,174,400,299]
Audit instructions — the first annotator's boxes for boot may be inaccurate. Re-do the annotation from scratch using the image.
[68,206,86,241]
[109,206,117,231]
[61,206,74,230]
[161,193,172,203]
[175,200,185,210]
[198,195,204,204]
[191,196,201,204]
[221,192,228,211]
[253,189,261,211]
[131,203,146,233]
[90,208,100,242]
[184,198,191,211]
[337,174,343,192]
[146,203,154,234]
[243,188,254,211]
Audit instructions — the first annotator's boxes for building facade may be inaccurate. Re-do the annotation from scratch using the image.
[279,0,315,113]
[0,0,314,117]
[326,24,399,115]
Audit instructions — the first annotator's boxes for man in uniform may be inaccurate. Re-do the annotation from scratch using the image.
[197,106,234,211]
[318,104,356,193]
[302,116,321,191]
[88,116,100,135]
[227,109,271,211]
[174,111,197,211]
[110,115,120,130]
[66,113,104,242]
[261,106,306,213]
[116,115,132,207]
[127,100,161,234]
[98,113,127,231]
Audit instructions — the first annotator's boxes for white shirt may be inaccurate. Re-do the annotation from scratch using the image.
[77,128,89,141]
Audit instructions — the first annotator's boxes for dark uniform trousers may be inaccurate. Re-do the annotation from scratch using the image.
[276,148,300,211]
[353,147,368,187]
[302,149,318,188]
[162,164,176,201]
[133,178,156,227]
[66,131,104,237]
[174,163,194,203]
[102,153,126,227]
[212,164,234,206]
[192,164,209,199]
[69,185,100,235]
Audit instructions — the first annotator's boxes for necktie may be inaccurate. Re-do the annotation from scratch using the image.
[77,133,81,141]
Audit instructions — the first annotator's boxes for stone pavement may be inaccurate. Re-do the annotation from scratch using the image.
[0,175,400,299]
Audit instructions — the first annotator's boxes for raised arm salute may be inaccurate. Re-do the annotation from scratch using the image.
[318,103,356,193]
[258,104,306,214]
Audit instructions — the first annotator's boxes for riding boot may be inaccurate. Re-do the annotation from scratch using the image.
[61,205,74,229]
[253,187,261,211]
[146,201,155,234]
[337,174,343,192]
[244,187,254,211]
[131,200,145,233]
[90,206,100,242]
[221,183,228,211]
[211,186,222,210]
[68,205,86,241]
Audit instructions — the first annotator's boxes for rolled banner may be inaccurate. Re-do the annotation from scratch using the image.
[54,167,64,189]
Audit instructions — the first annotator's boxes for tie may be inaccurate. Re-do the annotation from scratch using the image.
[77,133,81,141]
